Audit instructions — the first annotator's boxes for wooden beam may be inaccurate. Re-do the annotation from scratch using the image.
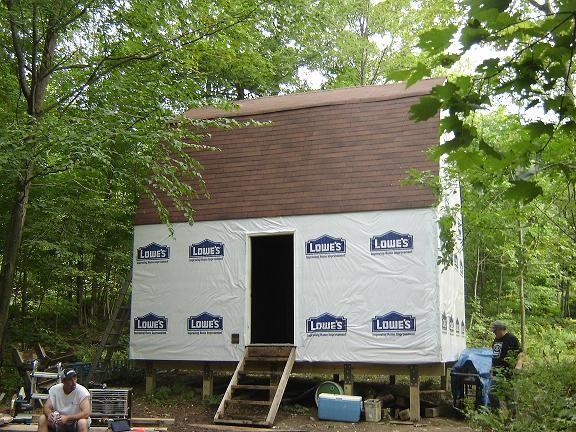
[188,424,305,432]
[145,361,156,394]
[265,347,295,425]
[131,418,175,426]
[409,366,420,423]
[0,426,165,432]
[343,363,353,396]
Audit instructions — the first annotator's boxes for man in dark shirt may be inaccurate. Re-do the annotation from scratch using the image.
[490,320,524,412]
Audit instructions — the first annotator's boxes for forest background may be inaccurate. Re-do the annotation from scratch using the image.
[0,1,575,430]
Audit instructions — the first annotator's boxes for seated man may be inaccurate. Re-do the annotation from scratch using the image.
[38,368,91,432]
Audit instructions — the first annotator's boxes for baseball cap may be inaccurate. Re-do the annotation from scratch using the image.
[61,368,78,380]
[490,320,507,331]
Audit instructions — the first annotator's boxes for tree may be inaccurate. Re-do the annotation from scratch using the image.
[394,0,576,201]
[303,0,456,88]
[0,0,304,351]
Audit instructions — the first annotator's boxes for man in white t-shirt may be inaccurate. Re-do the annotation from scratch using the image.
[37,368,91,432]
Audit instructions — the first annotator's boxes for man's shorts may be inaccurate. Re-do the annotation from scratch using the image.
[48,418,90,432]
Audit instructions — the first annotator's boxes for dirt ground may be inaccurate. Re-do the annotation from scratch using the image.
[129,373,473,432]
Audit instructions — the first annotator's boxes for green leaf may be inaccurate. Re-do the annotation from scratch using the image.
[418,24,457,55]
[476,58,501,75]
[438,54,461,68]
[478,138,502,159]
[432,81,458,101]
[406,62,432,86]
[464,0,511,13]
[504,180,543,203]
[525,121,554,139]
[460,25,489,49]
[409,95,441,122]
[387,69,411,82]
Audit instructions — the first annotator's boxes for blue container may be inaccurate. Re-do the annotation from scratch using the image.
[318,393,362,422]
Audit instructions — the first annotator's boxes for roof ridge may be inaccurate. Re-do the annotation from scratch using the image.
[184,78,443,120]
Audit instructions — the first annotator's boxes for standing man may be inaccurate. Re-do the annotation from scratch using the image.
[490,320,523,411]
[37,368,91,432]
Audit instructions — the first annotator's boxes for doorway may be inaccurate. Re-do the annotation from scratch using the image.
[250,234,294,344]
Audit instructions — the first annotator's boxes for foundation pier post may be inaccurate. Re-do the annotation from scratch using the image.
[203,363,214,400]
[145,361,157,394]
[409,365,420,422]
[343,363,353,396]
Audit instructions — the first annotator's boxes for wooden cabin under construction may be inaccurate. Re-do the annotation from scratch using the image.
[130,78,465,425]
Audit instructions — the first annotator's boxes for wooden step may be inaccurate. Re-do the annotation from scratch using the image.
[244,356,289,362]
[214,345,295,427]
[226,399,272,406]
[213,419,271,427]
[246,346,293,358]
[238,370,282,377]
[232,384,277,391]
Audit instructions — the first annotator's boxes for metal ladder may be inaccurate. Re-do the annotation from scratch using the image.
[30,360,62,401]
[87,266,132,383]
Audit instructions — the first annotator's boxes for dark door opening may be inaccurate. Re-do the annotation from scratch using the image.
[250,235,294,344]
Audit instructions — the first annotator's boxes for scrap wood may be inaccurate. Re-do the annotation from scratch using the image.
[0,425,166,432]
[0,417,13,426]
[132,418,175,426]
[187,424,305,432]
[30,415,174,427]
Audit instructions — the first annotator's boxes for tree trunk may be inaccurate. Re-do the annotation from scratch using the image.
[519,223,526,350]
[76,258,86,326]
[21,268,28,317]
[474,245,480,299]
[497,261,504,315]
[0,162,34,351]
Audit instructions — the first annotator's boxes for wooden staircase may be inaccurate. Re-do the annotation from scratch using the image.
[214,344,296,427]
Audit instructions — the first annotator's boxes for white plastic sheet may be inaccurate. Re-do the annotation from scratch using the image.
[130,208,465,363]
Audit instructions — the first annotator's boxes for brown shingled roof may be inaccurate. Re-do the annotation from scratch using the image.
[135,79,442,225]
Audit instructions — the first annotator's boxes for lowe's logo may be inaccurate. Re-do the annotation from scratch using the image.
[134,312,168,334]
[372,311,416,335]
[187,312,223,334]
[306,313,347,335]
[305,235,346,258]
[370,231,413,255]
[189,239,224,261]
[137,243,170,263]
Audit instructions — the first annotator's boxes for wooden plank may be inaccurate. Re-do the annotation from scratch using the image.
[246,346,293,357]
[134,360,448,377]
[231,385,277,391]
[131,418,175,426]
[202,363,213,400]
[244,356,291,362]
[188,423,305,432]
[0,426,165,432]
[30,416,174,427]
[265,347,295,425]
[225,400,271,406]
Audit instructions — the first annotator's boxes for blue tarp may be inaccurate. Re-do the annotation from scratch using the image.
[451,347,493,406]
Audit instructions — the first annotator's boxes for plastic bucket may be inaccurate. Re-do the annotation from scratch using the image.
[314,381,344,406]
[364,399,382,422]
